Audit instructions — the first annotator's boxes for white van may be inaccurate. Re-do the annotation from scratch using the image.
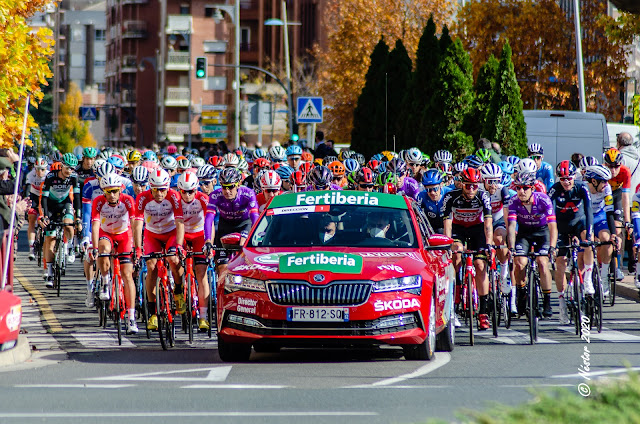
[523,110,609,167]
[606,122,640,148]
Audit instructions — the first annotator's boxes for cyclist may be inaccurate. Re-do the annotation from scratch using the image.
[387,158,420,200]
[307,166,341,191]
[177,171,212,331]
[405,147,425,181]
[507,172,557,319]
[133,169,186,330]
[38,153,82,287]
[130,165,149,197]
[196,165,217,195]
[256,170,282,212]
[480,163,511,295]
[90,173,138,333]
[527,144,554,192]
[442,168,493,330]
[26,157,48,260]
[204,168,259,274]
[433,150,453,168]
[630,188,640,290]
[76,147,97,188]
[328,161,347,188]
[603,148,631,281]
[355,167,375,192]
[419,169,450,234]
[285,145,303,169]
[243,157,270,191]
[584,165,619,297]
[548,160,594,324]
[125,150,142,177]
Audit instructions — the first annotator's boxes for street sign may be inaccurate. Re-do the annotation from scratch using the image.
[296,97,323,123]
[79,106,98,121]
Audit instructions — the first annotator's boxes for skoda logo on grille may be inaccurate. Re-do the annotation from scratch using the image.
[313,274,325,282]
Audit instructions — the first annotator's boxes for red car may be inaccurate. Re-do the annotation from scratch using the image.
[216,191,456,361]
[0,290,21,352]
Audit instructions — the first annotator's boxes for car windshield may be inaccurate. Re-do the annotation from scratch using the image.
[249,205,418,248]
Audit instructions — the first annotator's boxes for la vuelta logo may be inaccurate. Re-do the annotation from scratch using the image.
[374,298,420,312]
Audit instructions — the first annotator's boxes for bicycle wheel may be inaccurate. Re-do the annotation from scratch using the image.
[490,271,498,337]
[592,267,603,333]
[527,268,538,344]
[55,238,63,297]
[185,274,194,343]
[467,271,474,346]
[208,268,216,338]
[156,278,168,351]
[573,272,583,336]
[140,271,150,339]
[113,275,122,346]
[167,289,175,348]
[608,259,617,307]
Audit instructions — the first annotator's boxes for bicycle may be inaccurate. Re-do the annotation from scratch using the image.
[206,258,217,338]
[606,238,619,307]
[181,250,205,343]
[513,248,550,345]
[454,247,480,346]
[487,245,509,337]
[48,221,74,297]
[134,259,150,339]
[33,226,44,267]
[92,262,108,329]
[142,251,176,350]
[97,251,132,345]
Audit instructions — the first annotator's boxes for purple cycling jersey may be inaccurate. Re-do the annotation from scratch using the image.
[204,186,259,240]
[507,191,556,229]
[399,177,420,200]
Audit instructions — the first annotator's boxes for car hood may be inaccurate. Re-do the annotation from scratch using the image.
[228,247,426,283]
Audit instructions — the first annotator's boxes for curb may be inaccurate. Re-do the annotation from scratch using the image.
[617,276,640,303]
[0,335,31,367]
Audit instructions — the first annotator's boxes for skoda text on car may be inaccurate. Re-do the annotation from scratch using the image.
[216,191,457,361]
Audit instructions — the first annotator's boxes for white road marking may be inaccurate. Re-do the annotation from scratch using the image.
[182,384,289,389]
[342,352,451,388]
[557,326,640,342]
[15,384,135,389]
[551,366,640,379]
[0,412,378,418]
[84,366,232,382]
[72,332,135,348]
[467,328,560,344]
[340,385,452,389]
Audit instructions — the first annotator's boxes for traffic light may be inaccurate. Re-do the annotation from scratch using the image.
[195,57,207,79]
[291,134,299,142]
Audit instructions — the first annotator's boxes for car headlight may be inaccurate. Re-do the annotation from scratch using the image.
[372,275,422,293]
[224,274,267,293]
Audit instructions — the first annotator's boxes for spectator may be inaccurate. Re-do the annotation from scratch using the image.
[571,153,584,170]
[617,132,640,192]
[476,138,501,164]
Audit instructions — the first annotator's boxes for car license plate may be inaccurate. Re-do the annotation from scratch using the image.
[287,307,349,322]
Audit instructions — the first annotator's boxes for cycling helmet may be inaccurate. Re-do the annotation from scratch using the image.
[453,162,468,174]
[100,173,122,190]
[516,158,537,174]
[367,159,380,171]
[253,157,271,170]
[238,158,249,173]
[356,167,374,184]
[61,153,78,168]
[190,157,205,168]
[371,153,384,162]
[322,156,339,166]
[131,165,149,184]
[377,162,387,173]
[464,155,483,169]
[269,145,287,162]
[527,143,543,156]
[50,162,62,171]
[556,160,577,178]
[376,171,398,186]
[98,150,110,160]
[584,165,612,182]
[259,170,282,190]
[290,170,307,187]
[285,145,302,157]
[83,147,98,159]
[196,164,215,180]
[149,169,171,188]
[498,161,514,175]
[480,163,503,180]
[386,158,407,175]
[275,165,295,181]
[421,153,432,167]
[343,158,360,174]
[339,150,355,161]
[50,150,62,162]
[35,157,48,170]
[353,153,366,167]
[252,148,267,159]
[127,150,142,162]
[301,151,314,162]
[308,165,332,189]
[95,162,115,179]
[381,151,396,161]
[328,161,345,177]
[160,155,178,171]
[579,156,599,168]
[93,159,106,172]
[436,162,453,175]
[460,168,481,184]
[603,148,623,166]
[177,171,199,191]
[143,151,157,161]
[433,149,453,163]
[422,169,443,186]
[501,173,513,187]
[218,167,242,185]
[297,161,313,176]
[476,148,492,163]
[515,172,537,186]
[505,156,521,167]
[177,158,191,170]
[107,155,125,170]
[221,152,240,168]
[208,156,223,167]
[405,148,422,165]
[167,144,177,155]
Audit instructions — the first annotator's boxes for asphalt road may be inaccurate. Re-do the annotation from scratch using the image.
[1,234,640,424]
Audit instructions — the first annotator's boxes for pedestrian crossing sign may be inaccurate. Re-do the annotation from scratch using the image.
[297,97,323,123]
[79,106,98,121]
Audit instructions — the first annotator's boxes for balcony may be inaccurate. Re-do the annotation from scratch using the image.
[166,15,192,35]
[109,25,120,41]
[122,0,149,4]
[121,90,136,107]
[122,21,147,38]
[121,124,136,139]
[165,51,190,71]
[122,55,137,72]
[165,122,190,143]
[165,87,190,107]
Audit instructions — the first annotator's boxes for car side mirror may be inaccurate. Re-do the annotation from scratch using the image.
[424,234,453,251]
[220,233,243,251]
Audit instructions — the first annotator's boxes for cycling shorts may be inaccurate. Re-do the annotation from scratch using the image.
[185,231,207,264]
[492,217,506,231]
[214,219,252,264]
[612,189,625,223]
[44,201,74,236]
[593,210,610,236]
[143,228,178,256]
[557,216,586,257]
[452,223,486,253]
[515,226,550,256]
[99,229,133,263]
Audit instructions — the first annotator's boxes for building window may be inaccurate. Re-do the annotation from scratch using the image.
[97,83,106,93]
[95,29,106,41]
[205,76,227,91]
[179,3,190,14]
[204,40,227,53]
[205,6,214,18]
[247,100,273,125]
[94,60,106,67]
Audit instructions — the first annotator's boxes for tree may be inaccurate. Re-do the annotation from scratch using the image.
[313,0,456,145]
[466,55,499,142]
[386,39,412,149]
[54,82,96,153]
[482,41,527,157]
[426,39,475,159]
[0,0,54,148]
[399,16,441,149]
[439,24,453,56]
[351,38,389,158]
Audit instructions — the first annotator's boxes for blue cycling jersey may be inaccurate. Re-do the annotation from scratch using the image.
[536,161,555,192]
[418,186,451,231]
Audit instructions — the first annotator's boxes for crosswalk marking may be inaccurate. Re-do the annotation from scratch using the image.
[71,332,136,348]
[557,326,640,342]
[458,327,560,344]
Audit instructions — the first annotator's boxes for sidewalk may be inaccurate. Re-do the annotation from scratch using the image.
[617,274,640,302]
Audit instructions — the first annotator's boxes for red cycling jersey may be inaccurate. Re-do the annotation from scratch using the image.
[134,189,183,234]
[91,193,136,235]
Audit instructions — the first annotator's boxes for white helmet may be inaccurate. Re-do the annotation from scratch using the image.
[433,150,452,163]
[269,145,286,162]
[238,158,249,173]
[35,157,48,170]
[406,147,422,165]
[259,170,282,190]
[221,152,240,168]
[93,159,106,173]
[100,173,122,190]
[160,156,178,171]
[149,169,171,188]
[196,164,215,180]
[190,157,205,168]
[516,158,537,174]
[95,162,116,179]
[131,165,149,184]
[480,163,503,180]
[177,171,199,191]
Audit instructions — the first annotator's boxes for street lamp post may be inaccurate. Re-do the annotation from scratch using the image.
[573,0,586,113]
[139,52,160,146]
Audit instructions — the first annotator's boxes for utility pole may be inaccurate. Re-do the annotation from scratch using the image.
[52,4,61,130]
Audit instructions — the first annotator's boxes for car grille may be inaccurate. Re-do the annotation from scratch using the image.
[266,280,372,306]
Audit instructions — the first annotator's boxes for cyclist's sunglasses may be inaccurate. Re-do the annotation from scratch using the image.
[181,189,196,194]
[425,186,440,193]
[264,188,279,193]
[359,184,374,189]
[151,187,168,192]
[463,183,479,190]
[104,188,121,194]
[199,180,213,185]
[530,155,543,160]
[515,185,533,191]
[484,179,500,186]
[559,177,574,182]
[605,163,621,169]
[221,183,238,190]
[288,156,301,161]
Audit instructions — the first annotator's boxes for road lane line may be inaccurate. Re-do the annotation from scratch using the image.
[557,326,640,342]
[84,366,232,382]
[342,352,451,388]
[15,384,136,389]
[182,384,289,389]
[472,328,560,344]
[14,269,63,333]
[72,333,136,348]
[551,366,640,379]
[0,412,378,418]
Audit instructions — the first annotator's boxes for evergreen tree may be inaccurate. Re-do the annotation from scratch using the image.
[386,39,412,150]
[482,41,528,157]
[399,16,440,151]
[466,54,499,141]
[439,25,453,57]
[425,39,475,159]
[351,37,389,158]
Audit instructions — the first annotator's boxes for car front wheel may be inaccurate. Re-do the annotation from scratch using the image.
[403,293,436,360]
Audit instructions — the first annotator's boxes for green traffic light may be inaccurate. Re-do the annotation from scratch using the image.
[291,134,299,141]
[196,70,205,78]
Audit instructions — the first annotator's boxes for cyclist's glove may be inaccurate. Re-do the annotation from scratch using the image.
[204,242,214,257]
[175,245,186,259]
[240,230,249,239]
